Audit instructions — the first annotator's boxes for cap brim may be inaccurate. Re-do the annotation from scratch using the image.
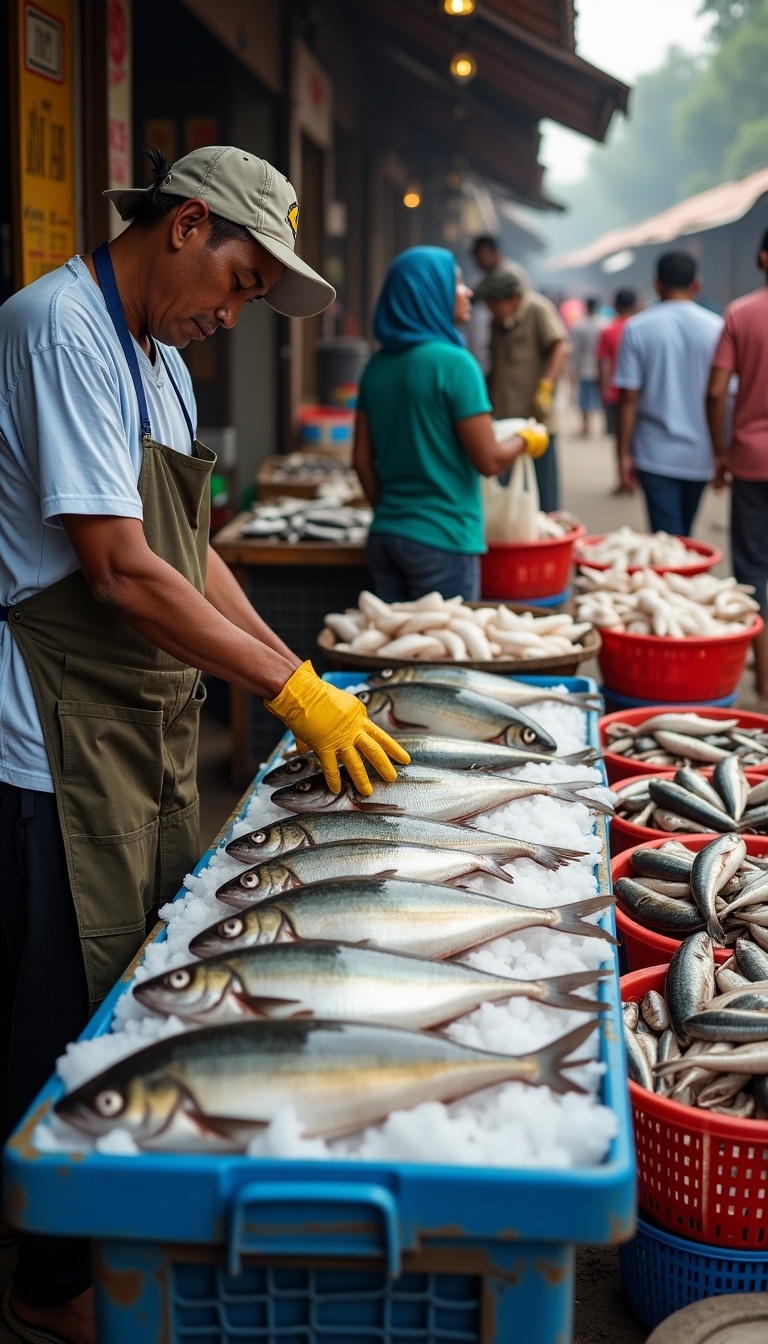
[254,233,335,318]
[103,187,335,319]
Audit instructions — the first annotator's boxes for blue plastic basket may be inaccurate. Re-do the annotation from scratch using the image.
[601,686,738,712]
[4,675,634,1344]
[619,1214,768,1331]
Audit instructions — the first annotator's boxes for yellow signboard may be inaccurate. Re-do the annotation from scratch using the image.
[14,0,76,287]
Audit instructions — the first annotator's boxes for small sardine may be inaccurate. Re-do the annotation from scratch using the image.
[666,931,715,1047]
[684,1006,768,1044]
[369,666,603,712]
[262,739,598,787]
[190,880,617,960]
[269,763,611,823]
[134,942,609,1029]
[747,778,768,809]
[631,847,694,883]
[647,780,738,833]
[654,1028,680,1095]
[712,756,749,823]
[656,1035,768,1079]
[674,768,727,814]
[639,714,739,738]
[55,1018,598,1150]
[696,1071,747,1108]
[642,990,670,1033]
[653,732,731,763]
[624,1020,653,1091]
[690,835,746,944]
[216,840,528,907]
[356,685,557,753]
[623,1001,639,1031]
[614,878,703,935]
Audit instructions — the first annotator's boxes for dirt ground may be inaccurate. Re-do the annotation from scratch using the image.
[3,408,753,1342]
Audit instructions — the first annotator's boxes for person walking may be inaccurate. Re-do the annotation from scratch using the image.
[596,287,638,494]
[474,264,570,513]
[706,228,768,698]
[352,246,547,602]
[0,145,407,1344]
[614,252,722,536]
[570,297,607,436]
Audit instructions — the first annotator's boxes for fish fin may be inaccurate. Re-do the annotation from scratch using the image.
[373,868,399,878]
[706,915,727,946]
[484,861,516,886]
[533,1021,598,1094]
[552,786,614,817]
[554,895,618,945]
[353,801,406,814]
[242,994,305,1016]
[535,846,588,871]
[538,969,612,1012]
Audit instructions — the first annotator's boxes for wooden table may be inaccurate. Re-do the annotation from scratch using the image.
[212,513,370,784]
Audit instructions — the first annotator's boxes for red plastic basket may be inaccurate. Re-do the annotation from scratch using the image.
[612,834,768,970]
[480,519,585,600]
[598,615,762,704]
[600,706,768,784]
[621,965,768,1248]
[609,769,767,855]
[575,534,722,577]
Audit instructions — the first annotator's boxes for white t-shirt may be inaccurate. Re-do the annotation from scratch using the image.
[571,313,607,380]
[0,256,197,791]
[614,300,723,481]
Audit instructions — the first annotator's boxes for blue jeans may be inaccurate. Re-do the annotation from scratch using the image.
[635,469,708,537]
[367,533,481,602]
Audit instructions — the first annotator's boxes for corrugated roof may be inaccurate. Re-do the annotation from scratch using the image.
[548,165,768,271]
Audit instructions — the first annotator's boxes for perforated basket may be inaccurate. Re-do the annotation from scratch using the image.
[621,966,768,1249]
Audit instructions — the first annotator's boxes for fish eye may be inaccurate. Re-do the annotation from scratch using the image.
[250,831,267,845]
[241,873,259,888]
[357,690,370,704]
[296,780,313,792]
[288,759,304,773]
[380,669,393,679]
[221,917,243,938]
[521,728,537,745]
[166,968,191,991]
[94,1089,125,1118]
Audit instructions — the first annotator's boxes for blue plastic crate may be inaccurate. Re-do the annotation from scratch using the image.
[4,675,634,1344]
[619,1214,768,1331]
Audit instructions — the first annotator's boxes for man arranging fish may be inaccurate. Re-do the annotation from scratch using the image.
[45,669,618,1170]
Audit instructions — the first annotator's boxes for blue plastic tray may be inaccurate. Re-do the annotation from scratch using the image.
[619,1213,768,1330]
[601,686,738,711]
[4,675,634,1344]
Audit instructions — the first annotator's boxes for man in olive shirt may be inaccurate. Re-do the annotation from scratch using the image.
[475,266,570,512]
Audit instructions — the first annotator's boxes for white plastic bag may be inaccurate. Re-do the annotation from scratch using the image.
[481,450,540,543]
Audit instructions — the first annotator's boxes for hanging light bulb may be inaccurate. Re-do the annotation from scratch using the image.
[443,0,475,14]
[403,187,422,209]
[450,52,477,83]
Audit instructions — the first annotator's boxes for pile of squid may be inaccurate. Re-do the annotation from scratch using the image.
[604,711,768,769]
[624,931,768,1119]
[614,757,768,835]
[615,835,768,951]
[575,528,705,572]
[324,590,592,662]
[574,567,759,637]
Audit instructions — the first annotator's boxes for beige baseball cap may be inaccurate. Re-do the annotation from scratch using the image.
[104,145,335,318]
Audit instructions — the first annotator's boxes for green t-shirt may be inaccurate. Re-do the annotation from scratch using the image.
[358,341,492,554]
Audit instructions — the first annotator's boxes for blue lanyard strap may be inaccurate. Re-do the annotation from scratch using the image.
[92,242,196,450]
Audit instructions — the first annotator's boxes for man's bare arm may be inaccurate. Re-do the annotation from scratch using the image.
[352,412,379,506]
[706,365,732,488]
[61,514,300,697]
[205,545,297,660]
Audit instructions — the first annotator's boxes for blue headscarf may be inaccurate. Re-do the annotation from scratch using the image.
[373,246,464,352]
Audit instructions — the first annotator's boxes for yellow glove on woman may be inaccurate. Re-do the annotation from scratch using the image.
[518,424,549,459]
[532,378,554,419]
[265,661,410,795]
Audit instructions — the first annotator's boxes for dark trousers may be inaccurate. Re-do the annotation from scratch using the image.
[367,533,481,602]
[731,477,768,616]
[534,434,559,513]
[0,783,92,1306]
[635,469,708,537]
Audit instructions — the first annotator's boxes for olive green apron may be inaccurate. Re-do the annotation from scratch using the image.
[8,243,215,1008]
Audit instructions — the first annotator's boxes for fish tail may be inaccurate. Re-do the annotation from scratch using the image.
[706,914,727,946]
[538,969,611,1012]
[561,749,599,766]
[569,693,605,712]
[534,845,588,871]
[533,1021,598,1094]
[551,786,614,817]
[554,895,618,944]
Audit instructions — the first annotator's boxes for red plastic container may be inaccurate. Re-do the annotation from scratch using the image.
[575,534,722,577]
[598,615,762,705]
[621,964,768,1248]
[600,706,768,784]
[612,833,768,970]
[609,769,766,856]
[481,519,585,600]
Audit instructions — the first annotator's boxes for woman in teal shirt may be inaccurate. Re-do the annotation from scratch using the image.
[353,246,543,601]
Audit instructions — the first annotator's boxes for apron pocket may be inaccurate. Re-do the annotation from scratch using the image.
[162,675,207,812]
[58,700,164,836]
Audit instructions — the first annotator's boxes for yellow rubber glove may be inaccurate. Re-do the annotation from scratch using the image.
[518,424,549,459]
[265,661,410,796]
[532,378,554,419]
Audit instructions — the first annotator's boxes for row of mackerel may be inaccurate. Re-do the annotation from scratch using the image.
[614,757,768,835]
[624,931,768,1117]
